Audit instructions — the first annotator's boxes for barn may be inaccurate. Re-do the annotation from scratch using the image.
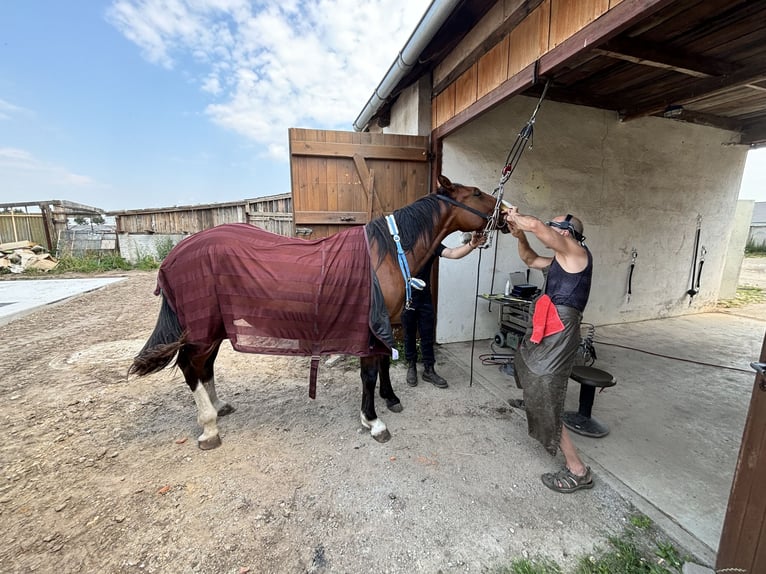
[339,0,766,570]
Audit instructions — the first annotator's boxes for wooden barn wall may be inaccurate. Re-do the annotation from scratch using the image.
[0,213,47,247]
[433,0,623,129]
[289,128,429,239]
[115,195,294,237]
[116,205,248,234]
[246,194,293,236]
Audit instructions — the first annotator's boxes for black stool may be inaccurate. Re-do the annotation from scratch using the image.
[562,365,616,438]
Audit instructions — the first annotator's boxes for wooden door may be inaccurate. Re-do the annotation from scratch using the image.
[288,128,430,239]
[717,331,766,572]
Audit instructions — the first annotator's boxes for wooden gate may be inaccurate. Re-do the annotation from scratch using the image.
[288,128,430,239]
[717,331,766,572]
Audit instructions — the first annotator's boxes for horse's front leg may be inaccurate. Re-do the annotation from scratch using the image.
[359,356,390,442]
[378,355,402,412]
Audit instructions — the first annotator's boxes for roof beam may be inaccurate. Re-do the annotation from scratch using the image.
[660,109,743,132]
[594,37,738,78]
[620,64,766,121]
[538,0,678,75]
[741,121,766,147]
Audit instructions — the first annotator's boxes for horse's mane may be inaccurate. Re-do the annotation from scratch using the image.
[366,188,448,267]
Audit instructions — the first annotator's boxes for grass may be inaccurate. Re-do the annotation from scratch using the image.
[745,238,766,255]
[1,252,162,276]
[491,513,689,574]
[717,285,766,308]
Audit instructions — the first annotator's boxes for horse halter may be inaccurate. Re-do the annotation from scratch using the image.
[434,193,491,221]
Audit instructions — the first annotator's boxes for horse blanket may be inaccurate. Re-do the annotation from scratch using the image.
[155,223,393,363]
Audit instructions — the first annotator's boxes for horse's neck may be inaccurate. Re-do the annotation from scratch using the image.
[408,214,457,275]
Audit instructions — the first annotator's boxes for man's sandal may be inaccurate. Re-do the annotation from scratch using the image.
[541,466,594,493]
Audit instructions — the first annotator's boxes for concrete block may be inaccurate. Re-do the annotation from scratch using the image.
[682,563,715,574]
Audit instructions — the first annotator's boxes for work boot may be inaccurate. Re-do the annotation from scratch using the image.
[406,362,418,386]
[422,365,448,388]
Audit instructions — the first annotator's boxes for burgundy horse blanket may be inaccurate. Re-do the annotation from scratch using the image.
[155,223,393,394]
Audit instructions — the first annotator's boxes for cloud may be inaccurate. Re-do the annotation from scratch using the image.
[0,99,30,121]
[0,147,96,188]
[106,0,430,159]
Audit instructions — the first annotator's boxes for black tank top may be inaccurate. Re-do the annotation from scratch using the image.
[545,247,592,312]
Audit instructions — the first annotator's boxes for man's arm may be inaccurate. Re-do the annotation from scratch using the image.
[506,207,586,272]
[441,232,486,260]
[512,225,553,270]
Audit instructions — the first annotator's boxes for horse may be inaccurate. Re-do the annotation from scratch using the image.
[129,174,502,449]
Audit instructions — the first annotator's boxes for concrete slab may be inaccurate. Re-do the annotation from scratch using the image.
[0,277,125,325]
[438,307,765,565]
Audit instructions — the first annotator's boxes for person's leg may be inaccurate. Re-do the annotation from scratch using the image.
[417,296,448,388]
[541,427,593,493]
[559,427,588,476]
[401,307,419,386]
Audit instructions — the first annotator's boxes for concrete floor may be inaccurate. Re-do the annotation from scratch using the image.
[0,277,125,326]
[438,300,765,565]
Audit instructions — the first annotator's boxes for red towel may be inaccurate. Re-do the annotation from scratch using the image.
[530,294,565,343]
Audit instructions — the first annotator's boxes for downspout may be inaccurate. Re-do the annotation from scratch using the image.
[352,0,462,132]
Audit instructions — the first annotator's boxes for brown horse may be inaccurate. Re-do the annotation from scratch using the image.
[129,175,501,449]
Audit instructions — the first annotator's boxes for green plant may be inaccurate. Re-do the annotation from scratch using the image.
[629,513,653,530]
[154,236,177,261]
[745,237,766,254]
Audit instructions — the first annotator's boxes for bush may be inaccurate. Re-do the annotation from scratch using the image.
[745,237,766,255]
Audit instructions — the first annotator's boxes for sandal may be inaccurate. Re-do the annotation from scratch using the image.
[541,466,594,493]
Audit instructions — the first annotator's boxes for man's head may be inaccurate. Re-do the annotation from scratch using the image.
[545,214,585,243]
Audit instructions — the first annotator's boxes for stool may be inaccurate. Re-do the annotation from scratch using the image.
[562,365,616,438]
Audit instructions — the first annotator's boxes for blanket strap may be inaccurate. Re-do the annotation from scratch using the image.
[309,355,320,399]
[385,214,424,311]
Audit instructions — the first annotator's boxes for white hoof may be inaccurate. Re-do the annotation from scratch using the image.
[360,412,391,443]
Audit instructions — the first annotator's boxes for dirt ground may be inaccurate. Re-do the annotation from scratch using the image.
[1,268,707,574]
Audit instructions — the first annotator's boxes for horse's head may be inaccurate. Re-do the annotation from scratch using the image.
[435,174,500,234]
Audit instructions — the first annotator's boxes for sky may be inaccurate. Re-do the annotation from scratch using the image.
[0,0,431,211]
[1,1,765,213]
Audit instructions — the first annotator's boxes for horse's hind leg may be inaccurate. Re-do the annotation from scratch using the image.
[200,341,236,417]
[178,343,223,450]
[359,356,390,442]
[378,355,402,413]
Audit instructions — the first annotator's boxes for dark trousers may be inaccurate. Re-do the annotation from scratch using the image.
[402,292,436,367]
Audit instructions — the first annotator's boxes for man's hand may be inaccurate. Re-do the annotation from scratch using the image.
[469,232,488,248]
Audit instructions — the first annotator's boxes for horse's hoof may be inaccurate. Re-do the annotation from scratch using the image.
[372,428,391,443]
[217,404,236,417]
[198,435,222,450]
[386,399,403,413]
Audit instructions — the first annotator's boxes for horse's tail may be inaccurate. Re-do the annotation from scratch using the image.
[129,295,187,377]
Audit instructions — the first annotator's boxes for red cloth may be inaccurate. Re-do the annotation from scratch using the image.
[530,294,565,343]
[155,223,388,357]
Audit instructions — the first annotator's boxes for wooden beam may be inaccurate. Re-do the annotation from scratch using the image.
[740,121,766,147]
[538,0,678,76]
[432,0,545,96]
[291,141,428,162]
[594,37,739,79]
[433,62,537,140]
[293,211,369,225]
[660,109,743,133]
[621,64,766,121]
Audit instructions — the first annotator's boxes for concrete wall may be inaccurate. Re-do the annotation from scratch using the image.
[387,76,432,136]
[118,233,189,263]
[429,97,747,343]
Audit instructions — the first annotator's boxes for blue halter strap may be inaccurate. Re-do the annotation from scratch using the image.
[385,214,425,310]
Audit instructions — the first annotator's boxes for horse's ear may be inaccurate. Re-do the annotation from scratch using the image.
[437,174,453,193]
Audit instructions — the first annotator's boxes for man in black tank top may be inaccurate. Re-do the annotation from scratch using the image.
[504,206,595,493]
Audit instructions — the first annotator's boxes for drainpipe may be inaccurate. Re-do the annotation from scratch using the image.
[353,0,462,132]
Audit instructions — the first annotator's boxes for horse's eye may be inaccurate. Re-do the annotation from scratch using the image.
[473,189,481,197]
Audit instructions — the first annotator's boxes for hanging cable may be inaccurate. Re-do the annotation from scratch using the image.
[469,78,551,386]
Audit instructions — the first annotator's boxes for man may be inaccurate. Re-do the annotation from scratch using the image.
[504,206,594,493]
[404,231,486,388]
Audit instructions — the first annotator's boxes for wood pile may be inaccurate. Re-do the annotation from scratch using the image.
[0,240,58,273]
